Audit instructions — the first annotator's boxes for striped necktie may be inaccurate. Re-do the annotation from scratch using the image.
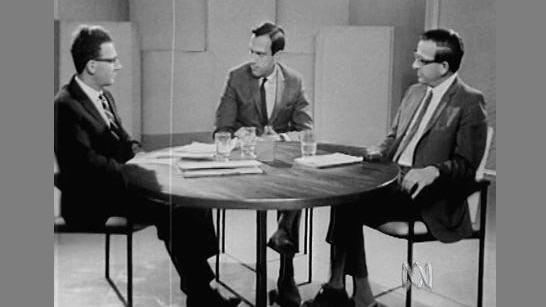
[98,94,118,129]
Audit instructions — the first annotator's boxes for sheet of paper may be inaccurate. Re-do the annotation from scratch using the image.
[294,153,363,168]
[178,159,262,170]
[180,166,264,178]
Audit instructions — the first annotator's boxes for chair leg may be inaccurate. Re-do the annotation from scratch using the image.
[215,209,221,281]
[127,232,133,307]
[477,185,488,307]
[406,223,414,307]
[105,233,110,279]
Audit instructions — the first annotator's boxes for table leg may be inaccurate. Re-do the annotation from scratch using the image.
[256,210,268,307]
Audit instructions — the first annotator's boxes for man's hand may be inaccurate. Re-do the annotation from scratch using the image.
[400,166,440,199]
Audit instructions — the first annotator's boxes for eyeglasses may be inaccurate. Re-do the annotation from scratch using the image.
[93,57,120,64]
[413,53,439,66]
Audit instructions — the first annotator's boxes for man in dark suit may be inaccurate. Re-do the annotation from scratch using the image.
[304,29,488,307]
[215,22,313,307]
[54,25,239,307]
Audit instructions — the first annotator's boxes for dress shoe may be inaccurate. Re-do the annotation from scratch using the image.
[301,284,351,307]
[267,229,297,255]
[268,279,301,307]
[186,288,241,307]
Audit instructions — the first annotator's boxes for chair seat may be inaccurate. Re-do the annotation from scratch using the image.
[376,220,481,242]
[54,216,149,234]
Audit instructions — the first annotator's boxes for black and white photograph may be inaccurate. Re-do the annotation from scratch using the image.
[53,1,496,306]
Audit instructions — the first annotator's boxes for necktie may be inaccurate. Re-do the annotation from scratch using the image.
[99,94,118,129]
[394,90,433,161]
[259,78,268,126]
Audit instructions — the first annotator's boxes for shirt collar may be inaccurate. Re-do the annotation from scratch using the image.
[75,75,103,103]
[430,72,458,99]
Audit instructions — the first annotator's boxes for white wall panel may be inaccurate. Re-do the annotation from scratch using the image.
[142,51,217,134]
[130,0,206,51]
[57,0,128,21]
[208,0,275,57]
[277,0,349,53]
[315,26,393,147]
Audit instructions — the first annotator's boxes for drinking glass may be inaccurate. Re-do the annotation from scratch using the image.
[214,131,232,161]
[240,127,257,159]
[300,130,317,157]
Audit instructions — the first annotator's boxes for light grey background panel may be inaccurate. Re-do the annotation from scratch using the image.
[58,21,141,140]
[314,26,393,147]
[130,0,206,52]
[277,0,350,54]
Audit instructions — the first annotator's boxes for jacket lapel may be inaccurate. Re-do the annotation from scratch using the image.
[68,76,108,128]
[398,86,428,137]
[248,69,265,124]
[421,77,460,136]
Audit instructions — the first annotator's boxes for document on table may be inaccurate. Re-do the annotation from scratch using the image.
[127,142,217,165]
[294,152,363,168]
[177,159,264,178]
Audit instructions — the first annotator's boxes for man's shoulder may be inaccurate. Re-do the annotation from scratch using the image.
[228,63,252,78]
[277,62,302,81]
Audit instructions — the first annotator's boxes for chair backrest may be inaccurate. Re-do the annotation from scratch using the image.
[468,126,494,225]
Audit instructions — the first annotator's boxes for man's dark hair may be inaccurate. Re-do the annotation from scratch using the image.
[421,28,465,72]
[252,22,285,55]
[70,25,112,74]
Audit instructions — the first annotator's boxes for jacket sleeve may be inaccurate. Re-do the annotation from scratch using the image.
[55,100,128,190]
[214,71,240,135]
[288,77,313,131]
[432,94,488,182]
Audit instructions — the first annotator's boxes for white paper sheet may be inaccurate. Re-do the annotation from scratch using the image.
[294,153,363,168]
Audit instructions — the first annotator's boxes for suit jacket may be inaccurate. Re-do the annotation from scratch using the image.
[54,76,139,226]
[215,62,313,136]
[379,77,488,242]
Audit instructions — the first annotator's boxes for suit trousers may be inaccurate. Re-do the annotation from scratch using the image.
[64,194,219,295]
[326,181,422,278]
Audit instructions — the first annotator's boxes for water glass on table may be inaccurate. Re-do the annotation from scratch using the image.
[240,127,257,159]
[214,131,232,161]
[300,130,317,157]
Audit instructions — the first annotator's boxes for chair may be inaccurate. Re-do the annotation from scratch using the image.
[371,126,494,307]
[54,173,150,307]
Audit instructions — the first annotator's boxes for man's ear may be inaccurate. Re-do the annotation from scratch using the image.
[439,61,450,76]
[85,60,96,75]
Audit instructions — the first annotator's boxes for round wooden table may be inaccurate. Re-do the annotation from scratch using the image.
[125,141,399,307]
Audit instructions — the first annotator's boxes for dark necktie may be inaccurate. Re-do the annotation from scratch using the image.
[394,90,433,161]
[99,94,118,129]
[259,78,268,126]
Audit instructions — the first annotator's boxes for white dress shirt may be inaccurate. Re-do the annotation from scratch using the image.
[397,73,458,167]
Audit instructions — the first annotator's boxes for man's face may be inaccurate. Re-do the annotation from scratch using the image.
[412,40,448,87]
[91,42,122,88]
[249,34,275,78]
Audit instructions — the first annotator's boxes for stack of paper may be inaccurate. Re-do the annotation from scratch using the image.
[177,159,264,178]
[294,153,363,168]
[170,142,217,160]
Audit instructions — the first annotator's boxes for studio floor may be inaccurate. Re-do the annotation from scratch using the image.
[54,207,496,307]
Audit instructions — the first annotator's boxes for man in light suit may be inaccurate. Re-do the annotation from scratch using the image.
[54,25,240,307]
[215,22,313,307]
[305,29,488,307]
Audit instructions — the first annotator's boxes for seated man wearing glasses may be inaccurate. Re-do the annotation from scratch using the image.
[54,24,240,307]
[304,29,488,307]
